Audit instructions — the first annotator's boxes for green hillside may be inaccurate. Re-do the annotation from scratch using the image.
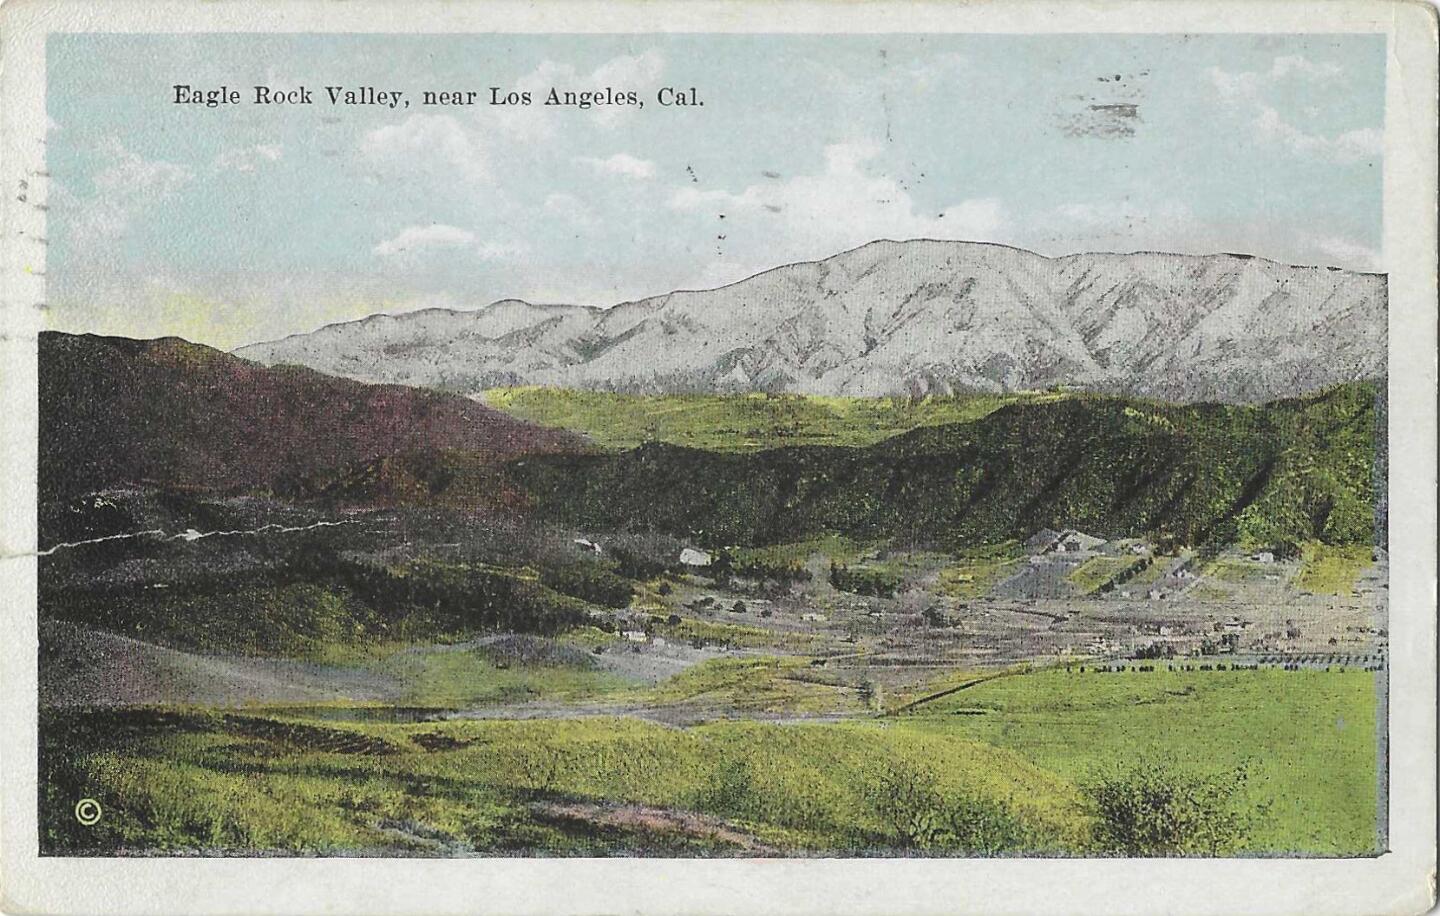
[505,382,1380,550]
[484,386,1062,451]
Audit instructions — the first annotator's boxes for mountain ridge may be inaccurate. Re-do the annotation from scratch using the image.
[39,331,585,502]
[234,239,1387,403]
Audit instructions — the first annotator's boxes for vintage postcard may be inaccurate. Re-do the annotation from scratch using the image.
[0,1,1435,914]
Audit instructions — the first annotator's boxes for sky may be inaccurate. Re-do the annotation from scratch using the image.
[46,33,1386,349]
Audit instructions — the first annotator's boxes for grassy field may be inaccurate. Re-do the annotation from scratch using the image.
[1298,543,1373,596]
[936,555,1023,599]
[1066,557,1134,594]
[40,664,1381,857]
[484,387,1058,451]
[899,667,1381,855]
[42,709,1087,856]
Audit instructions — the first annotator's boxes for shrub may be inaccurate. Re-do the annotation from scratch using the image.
[538,561,634,609]
[865,761,1034,854]
[829,562,900,598]
[1085,759,1259,856]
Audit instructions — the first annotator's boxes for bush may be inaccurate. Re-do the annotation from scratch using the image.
[538,561,634,609]
[1085,759,1259,856]
[829,562,900,598]
[865,761,1034,854]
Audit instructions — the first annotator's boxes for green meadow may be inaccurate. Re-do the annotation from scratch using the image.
[483,387,1059,451]
[41,664,1380,857]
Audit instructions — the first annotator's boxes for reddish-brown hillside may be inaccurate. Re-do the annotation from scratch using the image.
[39,331,583,501]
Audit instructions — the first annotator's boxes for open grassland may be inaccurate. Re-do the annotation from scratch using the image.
[898,667,1380,855]
[484,387,1060,452]
[936,557,1024,600]
[42,709,1087,856]
[41,664,1380,857]
[1065,557,1134,594]
[1298,543,1373,596]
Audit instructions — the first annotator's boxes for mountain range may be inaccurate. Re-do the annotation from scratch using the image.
[235,239,1387,404]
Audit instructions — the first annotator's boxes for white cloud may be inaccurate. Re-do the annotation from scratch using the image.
[65,140,191,251]
[576,152,656,179]
[1253,107,1381,163]
[668,139,1007,256]
[504,50,667,138]
[90,139,191,199]
[373,224,527,262]
[361,114,486,182]
[474,240,529,261]
[1269,55,1343,81]
[214,143,283,173]
[1312,235,1382,271]
[1206,58,1379,164]
[373,224,476,257]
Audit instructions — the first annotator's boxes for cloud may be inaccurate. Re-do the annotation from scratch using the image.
[1253,109,1381,163]
[505,50,667,137]
[62,139,191,253]
[576,152,656,179]
[214,143,283,173]
[1269,55,1344,81]
[668,139,1007,255]
[1206,57,1378,164]
[90,139,191,199]
[373,224,476,257]
[361,114,487,182]
[1311,235,1381,271]
[373,224,527,263]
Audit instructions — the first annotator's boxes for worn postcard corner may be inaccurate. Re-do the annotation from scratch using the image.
[0,1,1435,915]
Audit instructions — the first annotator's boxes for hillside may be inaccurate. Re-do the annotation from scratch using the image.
[39,331,583,502]
[502,382,1380,549]
[236,240,1387,404]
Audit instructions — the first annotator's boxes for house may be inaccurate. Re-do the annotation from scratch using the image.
[1175,568,1196,580]
[1129,543,1149,555]
[1025,528,1064,552]
[622,630,648,643]
[679,547,713,567]
[1056,530,1106,553]
[1147,589,1167,600]
[573,538,602,555]
[1222,616,1249,633]
[1251,551,1275,564]
[801,612,828,623]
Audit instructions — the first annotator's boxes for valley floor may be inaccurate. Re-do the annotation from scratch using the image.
[37,501,1389,858]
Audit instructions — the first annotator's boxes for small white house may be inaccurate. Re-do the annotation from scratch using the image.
[801,612,828,623]
[622,630,648,643]
[679,547,713,567]
[1251,551,1275,564]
